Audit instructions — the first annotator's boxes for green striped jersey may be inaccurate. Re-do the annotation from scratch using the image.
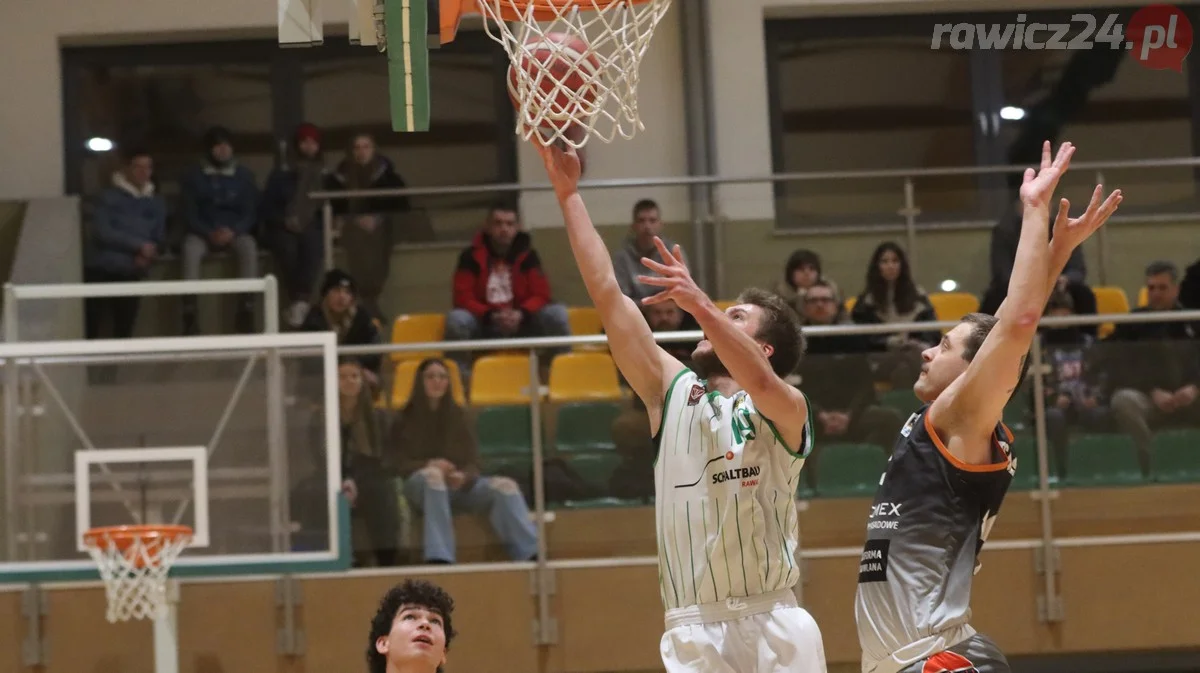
[654,368,813,611]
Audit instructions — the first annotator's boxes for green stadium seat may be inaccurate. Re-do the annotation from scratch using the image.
[1150,429,1200,483]
[554,402,624,491]
[475,405,533,478]
[1007,433,1058,491]
[815,443,888,498]
[1062,433,1143,487]
[558,496,646,510]
[554,402,622,452]
[879,390,918,418]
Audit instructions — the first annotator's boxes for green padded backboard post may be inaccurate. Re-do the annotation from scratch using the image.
[385,0,432,132]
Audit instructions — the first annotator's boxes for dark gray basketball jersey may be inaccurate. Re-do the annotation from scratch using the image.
[854,405,1015,673]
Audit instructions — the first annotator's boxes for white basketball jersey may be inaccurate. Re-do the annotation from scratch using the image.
[654,369,813,611]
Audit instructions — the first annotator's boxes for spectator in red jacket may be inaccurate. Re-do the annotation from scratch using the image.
[445,201,570,372]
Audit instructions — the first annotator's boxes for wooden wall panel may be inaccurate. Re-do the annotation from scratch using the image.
[0,591,24,673]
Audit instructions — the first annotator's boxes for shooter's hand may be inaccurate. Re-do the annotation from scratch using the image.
[637,237,706,315]
[536,140,582,201]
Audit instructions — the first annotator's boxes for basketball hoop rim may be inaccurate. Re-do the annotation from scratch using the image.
[441,0,658,43]
[83,524,194,551]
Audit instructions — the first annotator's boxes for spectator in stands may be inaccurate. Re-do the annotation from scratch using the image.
[1180,255,1200,309]
[321,358,402,567]
[850,241,939,387]
[180,125,260,335]
[392,359,538,564]
[797,280,903,488]
[261,122,328,328]
[445,201,569,373]
[643,299,699,366]
[1040,290,1110,474]
[300,269,383,387]
[325,133,410,319]
[83,147,166,343]
[773,249,840,318]
[612,199,687,302]
[1107,261,1200,472]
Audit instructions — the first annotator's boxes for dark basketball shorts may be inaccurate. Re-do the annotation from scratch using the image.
[896,634,1010,673]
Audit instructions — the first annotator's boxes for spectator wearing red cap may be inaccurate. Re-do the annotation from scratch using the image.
[262,122,329,327]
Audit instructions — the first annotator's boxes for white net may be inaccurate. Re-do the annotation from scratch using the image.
[84,527,192,623]
[478,0,673,148]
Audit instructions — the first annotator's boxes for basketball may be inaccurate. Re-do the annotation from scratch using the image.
[507,32,602,131]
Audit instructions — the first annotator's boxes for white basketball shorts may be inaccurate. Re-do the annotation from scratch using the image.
[659,589,827,673]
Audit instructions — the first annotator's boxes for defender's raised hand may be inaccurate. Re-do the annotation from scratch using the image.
[637,237,706,314]
[1020,140,1075,210]
[1050,183,1123,253]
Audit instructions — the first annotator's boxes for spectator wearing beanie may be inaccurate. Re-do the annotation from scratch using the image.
[179,125,261,334]
[300,269,384,386]
[262,122,329,328]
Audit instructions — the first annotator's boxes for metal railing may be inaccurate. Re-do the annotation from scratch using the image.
[308,155,1200,293]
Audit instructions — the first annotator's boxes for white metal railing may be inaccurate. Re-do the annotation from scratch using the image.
[308,155,1200,292]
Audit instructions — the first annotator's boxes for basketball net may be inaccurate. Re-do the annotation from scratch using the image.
[478,0,673,148]
[83,526,193,623]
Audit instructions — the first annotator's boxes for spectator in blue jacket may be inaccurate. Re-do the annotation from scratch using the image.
[83,147,166,342]
[262,122,328,328]
[179,126,260,334]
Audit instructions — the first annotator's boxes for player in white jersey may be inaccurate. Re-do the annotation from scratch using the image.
[537,141,827,673]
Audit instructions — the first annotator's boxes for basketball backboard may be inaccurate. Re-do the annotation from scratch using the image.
[0,332,350,585]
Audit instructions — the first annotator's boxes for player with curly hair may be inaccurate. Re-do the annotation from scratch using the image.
[367,579,457,673]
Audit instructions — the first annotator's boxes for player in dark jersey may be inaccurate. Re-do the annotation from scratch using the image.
[854,141,1122,673]
[367,579,456,673]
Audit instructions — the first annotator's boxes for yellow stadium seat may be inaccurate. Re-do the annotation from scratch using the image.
[929,292,980,322]
[389,313,445,363]
[391,358,466,408]
[1092,286,1131,339]
[470,354,537,405]
[1137,286,1149,307]
[567,306,607,352]
[713,300,737,311]
[547,352,622,403]
[844,296,857,313]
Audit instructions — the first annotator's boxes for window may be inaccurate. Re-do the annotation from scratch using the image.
[764,7,1200,230]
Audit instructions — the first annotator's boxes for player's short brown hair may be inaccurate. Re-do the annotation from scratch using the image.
[959,312,1031,392]
[736,287,806,378]
[367,579,456,673]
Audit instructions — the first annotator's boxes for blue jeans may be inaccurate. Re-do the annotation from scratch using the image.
[404,467,538,563]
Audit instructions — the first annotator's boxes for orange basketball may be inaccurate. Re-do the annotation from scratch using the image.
[507,32,602,131]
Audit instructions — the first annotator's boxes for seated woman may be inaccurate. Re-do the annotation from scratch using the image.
[850,241,940,387]
[302,358,402,567]
[391,358,538,564]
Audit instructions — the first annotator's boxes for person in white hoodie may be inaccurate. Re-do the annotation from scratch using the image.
[83,147,166,341]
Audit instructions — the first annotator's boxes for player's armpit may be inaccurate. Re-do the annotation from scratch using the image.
[929,318,1035,465]
[755,385,810,455]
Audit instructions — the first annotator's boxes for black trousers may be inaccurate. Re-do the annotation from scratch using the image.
[84,268,142,340]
